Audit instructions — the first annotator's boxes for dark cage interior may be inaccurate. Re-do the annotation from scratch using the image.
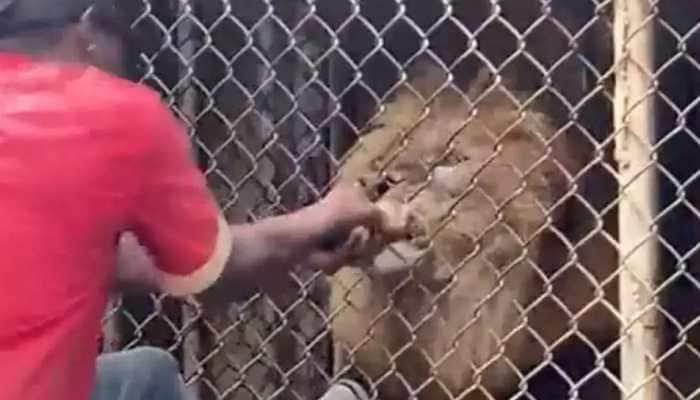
[100,1,700,400]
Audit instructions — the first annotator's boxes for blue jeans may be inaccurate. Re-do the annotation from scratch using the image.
[91,347,194,400]
[90,347,370,400]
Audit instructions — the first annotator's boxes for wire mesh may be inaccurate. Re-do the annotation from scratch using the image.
[98,1,700,400]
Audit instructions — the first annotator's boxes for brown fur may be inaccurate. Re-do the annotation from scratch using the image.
[328,64,618,400]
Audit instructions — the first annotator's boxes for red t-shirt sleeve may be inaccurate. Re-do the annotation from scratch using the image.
[129,94,232,296]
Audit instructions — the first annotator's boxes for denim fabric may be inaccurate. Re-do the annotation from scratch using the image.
[91,347,194,400]
[91,347,370,400]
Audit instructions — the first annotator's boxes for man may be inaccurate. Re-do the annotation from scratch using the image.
[0,1,402,399]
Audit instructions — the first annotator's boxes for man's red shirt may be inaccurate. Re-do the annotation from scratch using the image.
[0,54,229,400]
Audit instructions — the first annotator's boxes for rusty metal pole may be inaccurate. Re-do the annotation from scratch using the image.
[613,0,661,399]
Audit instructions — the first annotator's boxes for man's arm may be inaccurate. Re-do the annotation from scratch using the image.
[121,94,231,297]
[119,94,389,300]
[116,203,326,296]
[117,183,389,300]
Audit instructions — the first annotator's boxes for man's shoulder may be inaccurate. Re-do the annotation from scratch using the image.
[69,66,166,118]
[0,54,166,123]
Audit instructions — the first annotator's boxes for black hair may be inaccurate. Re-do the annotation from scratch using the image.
[0,0,90,38]
[0,1,143,80]
[85,1,131,42]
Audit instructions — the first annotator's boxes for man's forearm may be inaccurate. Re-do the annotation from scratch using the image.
[216,204,329,290]
[116,204,331,301]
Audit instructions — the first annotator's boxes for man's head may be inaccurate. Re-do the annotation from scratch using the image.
[0,0,133,77]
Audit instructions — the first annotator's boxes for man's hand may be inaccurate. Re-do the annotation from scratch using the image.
[317,182,383,235]
[114,232,160,294]
[303,182,415,274]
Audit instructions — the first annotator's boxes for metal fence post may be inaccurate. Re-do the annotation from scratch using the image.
[101,297,122,353]
[177,1,203,398]
[613,1,661,399]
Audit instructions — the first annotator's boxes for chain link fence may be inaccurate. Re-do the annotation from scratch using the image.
[98,1,700,399]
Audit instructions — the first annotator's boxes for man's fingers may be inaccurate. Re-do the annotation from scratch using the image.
[345,227,372,255]
[375,199,417,240]
[343,196,419,242]
[309,227,372,274]
[357,204,385,231]
[326,181,424,244]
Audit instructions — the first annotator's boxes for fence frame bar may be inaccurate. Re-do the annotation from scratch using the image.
[613,0,661,399]
[176,1,203,398]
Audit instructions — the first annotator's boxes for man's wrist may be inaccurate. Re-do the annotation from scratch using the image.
[291,202,335,247]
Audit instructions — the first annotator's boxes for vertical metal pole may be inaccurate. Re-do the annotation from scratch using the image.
[101,297,122,353]
[613,1,661,400]
[177,1,202,398]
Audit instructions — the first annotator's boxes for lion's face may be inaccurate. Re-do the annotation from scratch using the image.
[353,108,568,287]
